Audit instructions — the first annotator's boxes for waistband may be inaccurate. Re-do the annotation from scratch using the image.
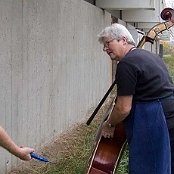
[134,94,174,103]
[160,94,174,102]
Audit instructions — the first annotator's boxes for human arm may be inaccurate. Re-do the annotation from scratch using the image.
[101,60,135,137]
[0,126,34,160]
[107,95,132,125]
[101,95,132,138]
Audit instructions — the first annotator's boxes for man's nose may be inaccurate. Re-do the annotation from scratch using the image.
[103,46,108,52]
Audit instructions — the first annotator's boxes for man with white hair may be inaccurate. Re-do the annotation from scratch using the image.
[98,23,174,174]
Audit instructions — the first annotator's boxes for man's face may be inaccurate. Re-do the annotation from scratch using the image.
[103,37,124,61]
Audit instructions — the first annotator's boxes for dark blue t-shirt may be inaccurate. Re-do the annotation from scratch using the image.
[116,48,174,101]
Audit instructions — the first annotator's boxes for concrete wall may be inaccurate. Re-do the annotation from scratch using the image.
[0,0,112,173]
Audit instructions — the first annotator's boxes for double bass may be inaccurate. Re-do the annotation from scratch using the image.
[85,8,174,174]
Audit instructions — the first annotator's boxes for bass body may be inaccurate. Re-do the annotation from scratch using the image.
[86,122,126,174]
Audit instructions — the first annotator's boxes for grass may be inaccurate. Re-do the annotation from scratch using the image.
[46,121,101,174]
[163,55,174,82]
[35,119,129,174]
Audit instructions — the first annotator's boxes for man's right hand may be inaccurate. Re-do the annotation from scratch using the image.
[101,121,115,138]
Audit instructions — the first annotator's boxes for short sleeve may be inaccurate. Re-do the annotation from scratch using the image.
[116,62,137,96]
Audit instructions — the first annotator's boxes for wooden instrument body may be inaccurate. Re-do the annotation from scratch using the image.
[87,122,126,174]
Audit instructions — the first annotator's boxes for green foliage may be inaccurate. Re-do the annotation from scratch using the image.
[163,55,174,82]
[161,41,174,56]
[116,147,129,174]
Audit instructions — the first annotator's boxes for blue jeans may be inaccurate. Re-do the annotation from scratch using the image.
[124,100,171,174]
[161,96,174,174]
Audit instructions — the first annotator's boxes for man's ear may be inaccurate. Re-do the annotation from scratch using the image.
[122,37,128,45]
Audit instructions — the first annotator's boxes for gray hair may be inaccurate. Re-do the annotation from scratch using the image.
[98,23,136,46]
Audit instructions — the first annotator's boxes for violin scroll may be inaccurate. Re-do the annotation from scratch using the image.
[161,8,174,22]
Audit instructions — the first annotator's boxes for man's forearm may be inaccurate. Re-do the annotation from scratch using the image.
[0,127,20,156]
[107,105,129,126]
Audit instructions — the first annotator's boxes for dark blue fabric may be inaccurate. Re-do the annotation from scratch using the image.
[169,128,174,174]
[124,100,171,174]
[161,95,174,174]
